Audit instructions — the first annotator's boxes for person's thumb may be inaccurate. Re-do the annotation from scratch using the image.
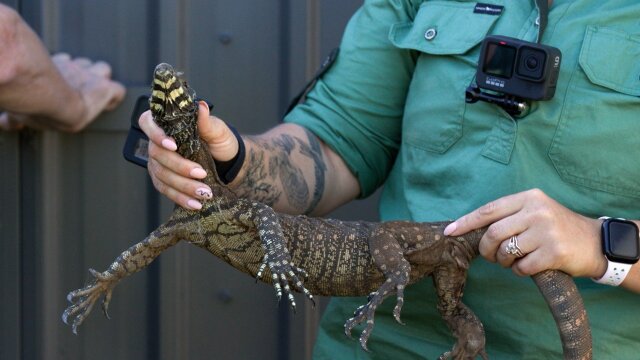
[196,101,239,162]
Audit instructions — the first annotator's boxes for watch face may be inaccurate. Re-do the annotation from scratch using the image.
[603,219,640,264]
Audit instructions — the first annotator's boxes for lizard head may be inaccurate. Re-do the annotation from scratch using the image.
[149,63,200,159]
[149,63,196,119]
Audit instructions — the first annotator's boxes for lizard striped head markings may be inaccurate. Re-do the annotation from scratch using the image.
[149,63,195,119]
[149,63,200,159]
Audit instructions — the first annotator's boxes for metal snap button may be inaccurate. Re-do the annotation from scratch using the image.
[424,28,437,40]
[535,16,540,26]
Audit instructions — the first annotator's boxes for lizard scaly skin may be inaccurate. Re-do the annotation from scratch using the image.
[62,63,592,359]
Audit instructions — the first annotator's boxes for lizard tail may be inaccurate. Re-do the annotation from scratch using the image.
[532,270,592,360]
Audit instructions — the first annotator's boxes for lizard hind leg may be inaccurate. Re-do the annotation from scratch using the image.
[433,266,488,360]
[344,229,411,352]
[62,225,181,334]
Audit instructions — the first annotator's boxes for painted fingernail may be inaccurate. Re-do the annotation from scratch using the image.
[196,187,212,199]
[162,138,177,151]
[190,167,207,178]
[187,199,202,210]
[443,222,457,236]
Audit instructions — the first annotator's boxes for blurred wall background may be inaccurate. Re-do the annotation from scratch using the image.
[0,1,383,359]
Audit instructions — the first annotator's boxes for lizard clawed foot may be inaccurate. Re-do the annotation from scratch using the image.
[62,268,117,334]
[344,298,376,352]
[256,254,315,312]
[436,300,488,360]
[344,278,408,352]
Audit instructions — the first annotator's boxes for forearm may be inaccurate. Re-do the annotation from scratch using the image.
[229,123,359,216]
[0,5,84,128]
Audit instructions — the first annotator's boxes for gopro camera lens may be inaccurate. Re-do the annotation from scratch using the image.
[525,56,538,70]
[517,46,546,80]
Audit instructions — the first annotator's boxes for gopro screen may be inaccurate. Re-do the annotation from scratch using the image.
[483,42,516,78]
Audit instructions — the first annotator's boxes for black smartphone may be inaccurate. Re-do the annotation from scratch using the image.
[123,95,151,168]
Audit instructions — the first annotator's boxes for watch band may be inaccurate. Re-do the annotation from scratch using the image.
[593,261,632,286]
[214,124,246,184]
[593,216,632,286]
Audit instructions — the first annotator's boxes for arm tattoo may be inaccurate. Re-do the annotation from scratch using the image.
[299,129,326,214]
[238,149,282,206]
[272,134,309,212]
[235,129,327,214]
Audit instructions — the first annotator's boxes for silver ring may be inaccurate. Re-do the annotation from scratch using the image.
[505,235,525,258]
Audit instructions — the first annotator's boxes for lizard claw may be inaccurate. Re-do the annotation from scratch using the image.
[360,332,371,352]
[256,261,267,283]
[393,288,405,325]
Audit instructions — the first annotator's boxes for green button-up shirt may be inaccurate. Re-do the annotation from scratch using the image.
[285,0,640,358]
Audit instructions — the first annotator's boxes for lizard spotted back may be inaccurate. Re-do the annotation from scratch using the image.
[62,63,592,359]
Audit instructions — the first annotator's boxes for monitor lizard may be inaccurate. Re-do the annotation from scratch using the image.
[62,63,592,360]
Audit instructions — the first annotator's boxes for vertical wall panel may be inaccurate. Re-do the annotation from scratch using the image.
[0,133,21,360]
[19,0,158,358]
[186,1,284,133]
[58,0,153,83]
[0,0,17,8]
[0,1,21,358]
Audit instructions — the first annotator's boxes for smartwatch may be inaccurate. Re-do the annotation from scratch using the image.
[593,217,640,286]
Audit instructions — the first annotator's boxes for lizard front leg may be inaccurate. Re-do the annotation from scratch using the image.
[344,228,410,351]
[62,224,181,334]
[251,203,314,312]
[433,265,487,360]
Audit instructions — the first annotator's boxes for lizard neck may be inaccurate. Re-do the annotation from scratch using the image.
[193,139,240,203]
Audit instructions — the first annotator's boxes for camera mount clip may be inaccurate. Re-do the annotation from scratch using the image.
[465,85,529,117]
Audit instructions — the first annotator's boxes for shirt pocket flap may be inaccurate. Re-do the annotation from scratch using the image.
[389,1,501,55]
[579,26,640,96]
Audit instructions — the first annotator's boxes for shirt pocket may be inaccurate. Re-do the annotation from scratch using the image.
[549,26,640,198]
[389,1,501,153]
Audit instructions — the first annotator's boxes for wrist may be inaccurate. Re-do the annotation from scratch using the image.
[36,75,87,131]
[214,124,245,184]
[59,89,88,130]
[589,217,608,279]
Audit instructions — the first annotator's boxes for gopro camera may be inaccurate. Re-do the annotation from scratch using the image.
[466,35,562,115]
